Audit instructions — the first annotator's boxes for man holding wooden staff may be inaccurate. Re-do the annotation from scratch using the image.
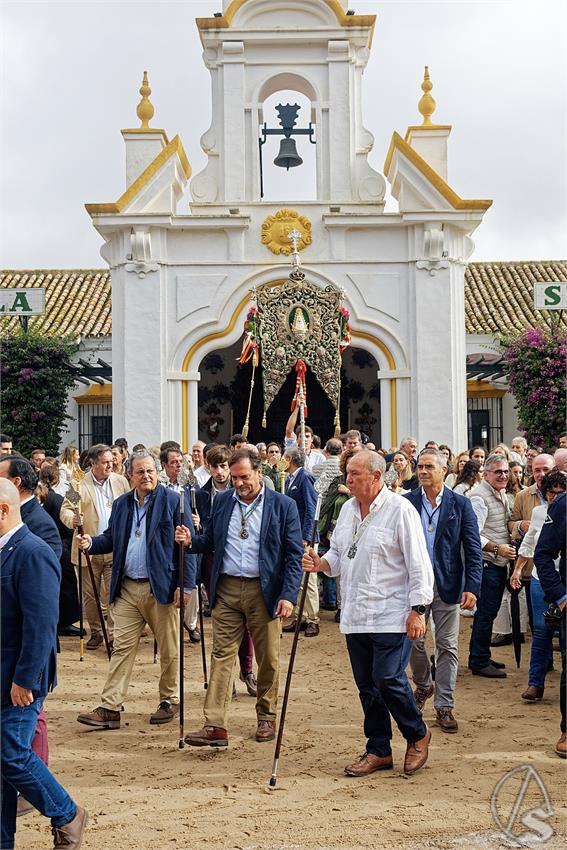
[75,451,197,729]
[302,450,435,776]
[61,444,129,650]
[175,448,304,746]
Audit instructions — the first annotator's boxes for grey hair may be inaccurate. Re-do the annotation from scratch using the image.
[284,446,306,468]
[512,436,527,449]
[418,448,447,467]
[400,436,417,447]
[484,453,509,471]
[345,429,361,441]
[126,450,158,475]
[354,449,386,475]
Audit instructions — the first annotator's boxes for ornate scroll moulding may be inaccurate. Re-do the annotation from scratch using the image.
[261,208,312,256]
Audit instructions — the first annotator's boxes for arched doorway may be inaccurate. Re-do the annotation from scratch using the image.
[197,341,380,446]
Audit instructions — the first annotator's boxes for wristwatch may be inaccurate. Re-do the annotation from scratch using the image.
[411,605,427,615]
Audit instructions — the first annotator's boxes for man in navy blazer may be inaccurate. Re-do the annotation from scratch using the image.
[404,448,482,733]
[180,447,304,747]
[534,491,566,758]
[282,445,321,636]
[0,479,88,849]
[76,450,197,730]
[0,456,62,558]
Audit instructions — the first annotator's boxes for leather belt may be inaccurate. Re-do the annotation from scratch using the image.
[221,574,260,582]
[126,577,150,583]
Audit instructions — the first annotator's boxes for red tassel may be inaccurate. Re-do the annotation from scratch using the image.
[290,359,308,417]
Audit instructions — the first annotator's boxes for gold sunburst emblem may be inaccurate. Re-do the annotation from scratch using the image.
[261,208,312,256]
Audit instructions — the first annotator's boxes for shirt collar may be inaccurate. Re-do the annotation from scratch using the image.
[354,483,389,519]
[421,486,444,507]
[0,522,24,551]
[232,483,264,508]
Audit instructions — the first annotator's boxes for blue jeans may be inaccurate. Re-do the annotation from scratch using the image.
[528,578,555,688]
[469,561,507,669]
[321,575,337,608]
[345,632,426,758]
[1,699,76,850]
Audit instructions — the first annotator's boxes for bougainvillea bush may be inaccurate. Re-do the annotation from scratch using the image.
[501,324,567,450]
[0,332,78,456]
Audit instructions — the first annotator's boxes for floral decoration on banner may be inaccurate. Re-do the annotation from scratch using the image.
[239,305,260,367]
[501,324,567,451]
[339,306,351,353]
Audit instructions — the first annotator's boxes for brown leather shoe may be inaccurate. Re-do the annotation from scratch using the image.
[282,619,306,633]
[413,684,434,711]
[86,633,102,650]
[149,700,179,725]
[185,725,228,747]
[256,720,276,742]
[77,706,120,729]
[435,707,458,733]
[304,622,320,637]
[404,726,431,775]
[52,805,88,849]
[522,685,544,701]
[555,732,566,758]
[344,752,393,776]
[239,670,258,697]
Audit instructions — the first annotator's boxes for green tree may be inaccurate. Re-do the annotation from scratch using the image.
[501,324,567,451]
[0,331,78,456]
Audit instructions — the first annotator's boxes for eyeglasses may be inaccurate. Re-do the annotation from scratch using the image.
[490,470,510,476]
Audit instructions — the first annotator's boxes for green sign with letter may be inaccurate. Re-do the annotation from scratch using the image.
[533,282,567,310]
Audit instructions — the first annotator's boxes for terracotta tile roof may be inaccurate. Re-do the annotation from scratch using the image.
[2,263,566,340]
[465,261,567,334]
[0,270,111,338]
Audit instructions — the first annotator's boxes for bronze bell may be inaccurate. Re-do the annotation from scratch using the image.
[273,138,303,170]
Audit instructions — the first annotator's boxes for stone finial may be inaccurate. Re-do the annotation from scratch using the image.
[136,71,154,129]
[418,66,436,126]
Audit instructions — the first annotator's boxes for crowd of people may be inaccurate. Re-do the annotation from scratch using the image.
[1,422,565,849]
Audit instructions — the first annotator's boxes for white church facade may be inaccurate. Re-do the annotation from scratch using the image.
[82,0,493,451]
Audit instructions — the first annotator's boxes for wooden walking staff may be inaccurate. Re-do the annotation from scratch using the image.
[177,475,189,749]
[269,491,322,788]
[190,485,208,690]
[66,484,112,661]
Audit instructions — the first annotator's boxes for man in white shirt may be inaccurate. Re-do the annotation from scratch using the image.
[192,441,210,487]
[303,450,434,777]
[284,408,324,473]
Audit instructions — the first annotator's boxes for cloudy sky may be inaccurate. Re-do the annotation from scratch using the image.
[1,0,565,268]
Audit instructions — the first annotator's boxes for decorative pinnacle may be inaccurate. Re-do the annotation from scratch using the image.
[418,66,436,126]
[288,229,302,270]
[136,71,154,129]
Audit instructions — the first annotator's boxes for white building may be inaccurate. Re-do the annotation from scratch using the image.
[2,2,564,452]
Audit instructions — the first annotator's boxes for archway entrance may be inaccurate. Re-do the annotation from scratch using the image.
[197,341,381,446]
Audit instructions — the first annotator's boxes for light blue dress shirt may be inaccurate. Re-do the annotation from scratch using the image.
[221,486,265,578]
[420,487,443,568]
[123,492,150,579]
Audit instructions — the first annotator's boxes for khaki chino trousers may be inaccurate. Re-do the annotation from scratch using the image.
[204,575,281,729]
[101,578,179,712]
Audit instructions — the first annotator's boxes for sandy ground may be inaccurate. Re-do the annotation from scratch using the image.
[18,613,566,850]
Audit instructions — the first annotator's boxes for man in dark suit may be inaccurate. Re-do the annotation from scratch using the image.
[405,448,482,732]
[179,447,304,747]
[0,479,88,849]
[534,491,566,758]
[76,450,197,730]
[195,444,257,696]
[281,446,321,636]
[0,456,62,558]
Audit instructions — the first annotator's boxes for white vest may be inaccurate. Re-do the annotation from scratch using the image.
[473,479,511,566]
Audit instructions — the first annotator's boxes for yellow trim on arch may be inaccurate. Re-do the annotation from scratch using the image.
[383,131,492,212]
[85,135,191,216]
[180,299,399,450]
[196,0,376,38]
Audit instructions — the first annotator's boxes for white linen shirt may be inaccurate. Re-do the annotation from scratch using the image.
[323,487,434,634]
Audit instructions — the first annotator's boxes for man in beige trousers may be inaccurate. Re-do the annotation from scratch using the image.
[60,444,130,649]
